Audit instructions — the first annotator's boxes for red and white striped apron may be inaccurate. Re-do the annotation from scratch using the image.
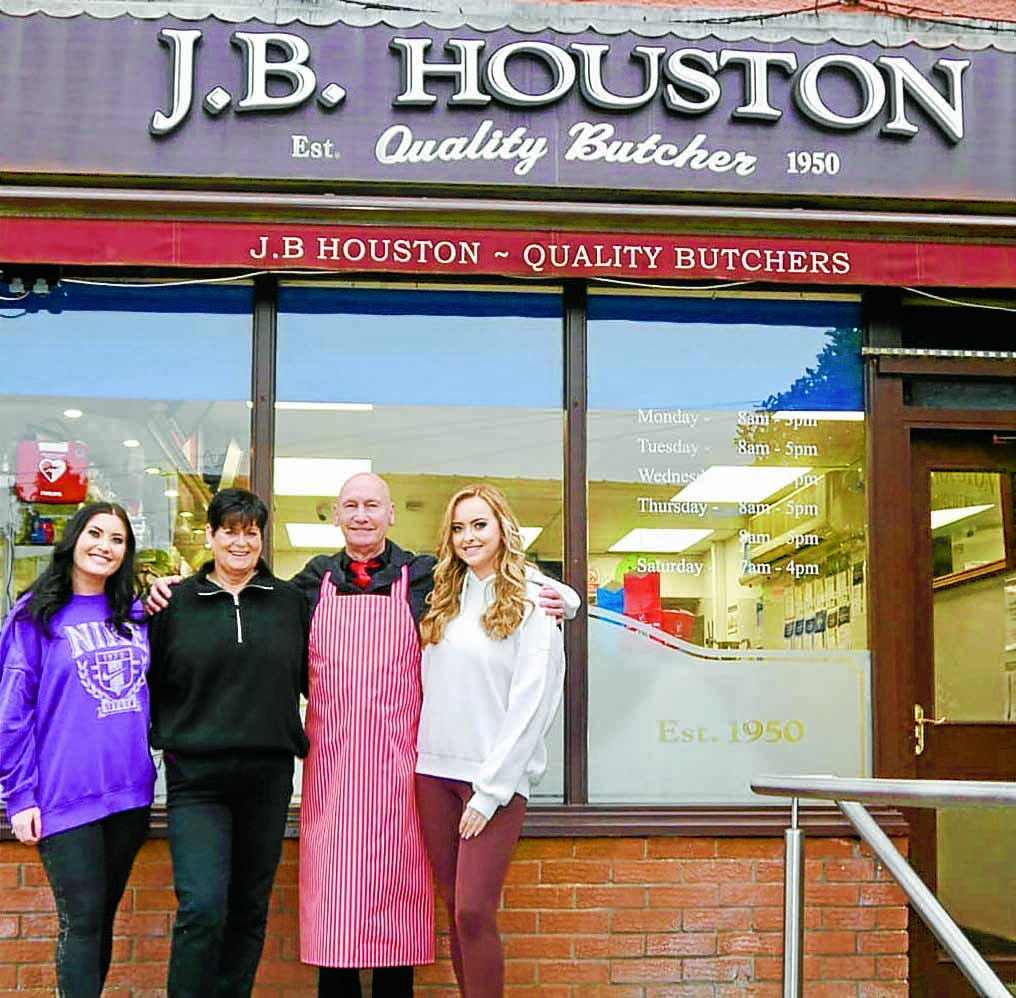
[299,566,434,968]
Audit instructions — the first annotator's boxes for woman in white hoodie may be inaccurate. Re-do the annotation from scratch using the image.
[415,484,568,998]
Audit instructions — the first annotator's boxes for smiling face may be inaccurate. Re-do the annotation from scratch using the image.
[335,473,395,560]
[205,517,263,579]
[72,512,129,594]
[451,495,503,581]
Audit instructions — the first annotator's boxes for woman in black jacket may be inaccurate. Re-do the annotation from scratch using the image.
[148,487,309,998]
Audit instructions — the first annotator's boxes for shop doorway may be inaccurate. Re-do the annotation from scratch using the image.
[910,430,1016,996]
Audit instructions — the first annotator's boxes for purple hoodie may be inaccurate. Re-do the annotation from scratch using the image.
[0,593,156,839]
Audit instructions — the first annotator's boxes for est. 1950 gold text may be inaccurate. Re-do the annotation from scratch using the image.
[657,720,806,745]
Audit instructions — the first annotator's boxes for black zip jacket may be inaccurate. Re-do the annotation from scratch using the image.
[148,560,309,758]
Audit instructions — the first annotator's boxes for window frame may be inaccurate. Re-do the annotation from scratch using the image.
[249,277,882,834]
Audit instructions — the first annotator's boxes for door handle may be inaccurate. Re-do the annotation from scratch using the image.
[914,703,947,756]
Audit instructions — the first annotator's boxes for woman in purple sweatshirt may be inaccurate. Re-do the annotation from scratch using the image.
[0,501,156,998]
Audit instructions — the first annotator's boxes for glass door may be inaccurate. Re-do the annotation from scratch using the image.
[911,431,1016,996]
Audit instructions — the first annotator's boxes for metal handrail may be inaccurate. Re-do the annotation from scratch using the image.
[751,774,1016,998]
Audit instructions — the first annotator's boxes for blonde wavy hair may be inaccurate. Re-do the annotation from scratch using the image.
[420,484,530,647]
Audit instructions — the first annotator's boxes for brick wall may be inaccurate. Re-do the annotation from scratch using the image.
[0,834,907,997]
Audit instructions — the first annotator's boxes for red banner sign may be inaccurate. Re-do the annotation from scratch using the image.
[3,217,1016,288]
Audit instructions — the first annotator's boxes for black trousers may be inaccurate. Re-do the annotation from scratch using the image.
[165,751,294,998]
[37,807,150,998]
[317,965,414,998]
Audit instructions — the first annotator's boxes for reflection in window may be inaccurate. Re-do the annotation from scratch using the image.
[930,472,1005,582]
[585,294,871,803]
[276,285,565,799]
[0,283,253,618]
[930,474,1009,730]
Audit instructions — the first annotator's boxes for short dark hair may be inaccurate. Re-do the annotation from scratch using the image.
[207,488,269,534]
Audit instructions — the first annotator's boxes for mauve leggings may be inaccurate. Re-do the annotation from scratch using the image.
[414,775,527,998]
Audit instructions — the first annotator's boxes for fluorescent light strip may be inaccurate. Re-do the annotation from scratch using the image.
[930,504,994,530]
[276,402,374,412]
[609,528,712,554]
[675,466,809,504]
[286,523,344,549]
[274,458,372,497]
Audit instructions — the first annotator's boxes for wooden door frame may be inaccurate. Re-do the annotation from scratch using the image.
[867,344,1016,995]
[868,363,1016,778]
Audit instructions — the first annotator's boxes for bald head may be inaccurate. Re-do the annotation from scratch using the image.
[334,473,395,560]
[339,472,391,506]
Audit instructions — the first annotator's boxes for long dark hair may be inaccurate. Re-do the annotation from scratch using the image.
[21,502,139,637]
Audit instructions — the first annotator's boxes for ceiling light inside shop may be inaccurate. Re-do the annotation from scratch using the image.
[931,504,994,530]
[772,410,864,423]
[122,438,141,448]
[286,523,344,549]
[274,458,372,497]
[164,488,179,498]
[674,466,810,504]
[609,528,712,554]
[145,466,161,475]
[520,527,542,549]
[275,402,374,412]
[63,408,83,419]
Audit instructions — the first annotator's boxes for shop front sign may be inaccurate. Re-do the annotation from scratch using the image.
[4,217,1016,287]
[0,13,1013,200]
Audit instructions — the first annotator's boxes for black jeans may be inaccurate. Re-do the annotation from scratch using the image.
[37,807,150,998]
[317,965,414,998]
[165,751,294,998]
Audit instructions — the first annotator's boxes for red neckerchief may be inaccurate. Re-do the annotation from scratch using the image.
[348,559,380,589]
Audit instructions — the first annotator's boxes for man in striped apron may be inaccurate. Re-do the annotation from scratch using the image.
[293,473,434,998]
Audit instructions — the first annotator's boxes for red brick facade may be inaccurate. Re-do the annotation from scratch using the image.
[0,835,908,997]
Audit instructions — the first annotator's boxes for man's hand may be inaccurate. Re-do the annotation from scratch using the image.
[459,806,489,839]
[11,807,41,845]
[538,584,566,620]
[145,576,183,615]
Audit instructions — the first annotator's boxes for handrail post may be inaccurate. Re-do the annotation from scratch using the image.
[753,776,1016,998]
[783,797,804,998]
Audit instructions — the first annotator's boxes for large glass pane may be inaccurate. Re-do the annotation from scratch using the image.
[938,808,1016,960]
[276,285,565,800]
[0,282,253,619]
[586,293,871,803]
[933,489,1016,958]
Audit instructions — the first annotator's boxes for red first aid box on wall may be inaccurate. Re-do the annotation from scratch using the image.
[15,441,89,504]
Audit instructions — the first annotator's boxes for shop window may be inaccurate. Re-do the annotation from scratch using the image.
[0,282,253,618]
[584,293,870,804]
[276,285,565,799]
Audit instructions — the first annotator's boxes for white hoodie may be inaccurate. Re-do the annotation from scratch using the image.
[415,567,568,819]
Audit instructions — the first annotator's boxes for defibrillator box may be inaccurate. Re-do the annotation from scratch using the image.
[15,440,89,504]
